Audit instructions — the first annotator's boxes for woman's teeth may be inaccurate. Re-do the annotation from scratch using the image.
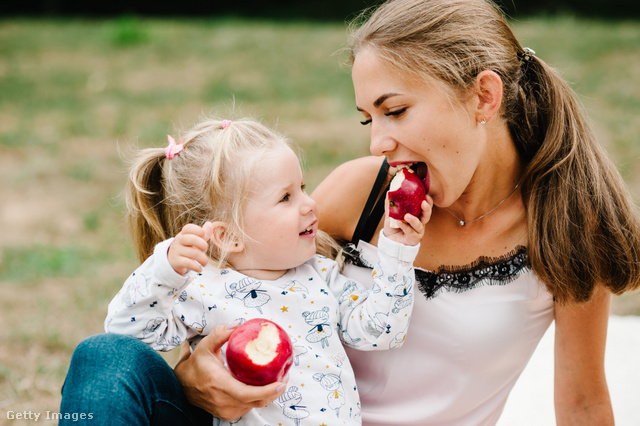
[396,162,427,180]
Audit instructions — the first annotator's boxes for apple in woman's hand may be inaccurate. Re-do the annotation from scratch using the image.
[225,318,293,386]
[388,166,429,228]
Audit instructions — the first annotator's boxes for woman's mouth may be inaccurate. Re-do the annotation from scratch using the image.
[389,162,427,178]
[410,162,428,180]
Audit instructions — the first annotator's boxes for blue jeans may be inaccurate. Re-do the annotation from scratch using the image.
[60,334,213,425]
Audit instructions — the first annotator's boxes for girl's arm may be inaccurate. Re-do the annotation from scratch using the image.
[321,231,420,350]
[106,223,213,351]
[554,286,614,425]
[105,238,197,351]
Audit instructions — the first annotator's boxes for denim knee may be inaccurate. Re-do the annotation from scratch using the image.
[60,333,184,425]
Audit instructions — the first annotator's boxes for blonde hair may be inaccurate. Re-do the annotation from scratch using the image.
[349,0,640,303]
[125,117,340,267]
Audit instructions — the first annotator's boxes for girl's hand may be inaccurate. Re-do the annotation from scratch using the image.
[168,222,214,275]
[383,195,432,246]
[174,324,287,421]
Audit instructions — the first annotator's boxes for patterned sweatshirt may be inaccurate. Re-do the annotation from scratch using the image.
[105,231,419,426]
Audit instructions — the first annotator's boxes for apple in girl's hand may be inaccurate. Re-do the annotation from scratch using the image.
[388,166,429,228]
[226,318,293,386]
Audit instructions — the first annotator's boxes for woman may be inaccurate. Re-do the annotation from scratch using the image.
[311,0,640,424]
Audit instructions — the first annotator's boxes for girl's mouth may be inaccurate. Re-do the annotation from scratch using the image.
[300,221,317,237]
[300,227,314,236]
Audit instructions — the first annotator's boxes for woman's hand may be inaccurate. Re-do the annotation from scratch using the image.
[168,222,214,275]
[383,195,433,247]
[173,324,288,421]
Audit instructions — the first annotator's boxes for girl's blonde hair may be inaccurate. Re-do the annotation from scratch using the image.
[125,117,340,267]
[349,0,640,303]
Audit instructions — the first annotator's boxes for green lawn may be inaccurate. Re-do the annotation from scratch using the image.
[0,15,639,423]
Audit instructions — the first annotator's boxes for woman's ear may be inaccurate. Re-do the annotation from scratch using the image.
[473,70,503,124]
[209,221,244,253]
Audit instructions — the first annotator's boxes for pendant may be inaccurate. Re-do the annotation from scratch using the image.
[459,220,466,226]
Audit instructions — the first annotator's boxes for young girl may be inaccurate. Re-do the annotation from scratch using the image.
[104,117,431,425]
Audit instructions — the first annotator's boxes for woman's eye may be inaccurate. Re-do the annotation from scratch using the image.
[360,108,406,125]
[385,108,407,118]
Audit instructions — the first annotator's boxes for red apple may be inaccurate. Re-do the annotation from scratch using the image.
[388,166,428,228]
[226,318,293,386]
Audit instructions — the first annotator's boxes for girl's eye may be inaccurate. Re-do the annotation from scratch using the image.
[385,107,407,118]
[279,193,291,203]
[301,184,307,193]
[360,118,372,126]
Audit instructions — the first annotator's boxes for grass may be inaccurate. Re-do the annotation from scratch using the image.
[0,14,639,424]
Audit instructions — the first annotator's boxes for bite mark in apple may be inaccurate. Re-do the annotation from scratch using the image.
[226,318,294,386]
[387,166,428,229]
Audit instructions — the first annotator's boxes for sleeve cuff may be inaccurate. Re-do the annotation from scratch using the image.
[377,230,420,263]
[153,238,197,287]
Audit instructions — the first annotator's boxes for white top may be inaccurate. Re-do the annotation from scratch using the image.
[342,240,554,426]
[105,231,419,426]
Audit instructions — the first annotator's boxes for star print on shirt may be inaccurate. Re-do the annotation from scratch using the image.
[281,306,289,313]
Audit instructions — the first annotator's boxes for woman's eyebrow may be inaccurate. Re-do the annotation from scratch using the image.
[356,92,402,111]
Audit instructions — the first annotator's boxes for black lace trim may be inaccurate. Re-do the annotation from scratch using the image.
[343,244,530,300]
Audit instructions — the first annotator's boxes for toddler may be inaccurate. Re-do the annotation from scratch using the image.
[105,117,431,425]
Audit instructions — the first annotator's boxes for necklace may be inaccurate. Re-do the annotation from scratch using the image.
[444,175,524,226]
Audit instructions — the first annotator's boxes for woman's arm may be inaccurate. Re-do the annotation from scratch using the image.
[312,155,388,242]
[554,286,614,425]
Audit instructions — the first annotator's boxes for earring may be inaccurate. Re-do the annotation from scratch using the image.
[480,119,487,124]
[234,243,238,247]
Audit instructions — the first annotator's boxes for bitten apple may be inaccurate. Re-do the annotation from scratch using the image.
[226,318,293,386]
[388,166,429,228]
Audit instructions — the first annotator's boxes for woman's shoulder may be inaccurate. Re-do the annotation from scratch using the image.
[316,156,387,186]
[312,156,388,242]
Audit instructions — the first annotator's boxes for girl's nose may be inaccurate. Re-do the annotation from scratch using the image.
[301,192,318,215]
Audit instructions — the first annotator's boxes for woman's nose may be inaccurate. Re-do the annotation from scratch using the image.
[369,123,397,157]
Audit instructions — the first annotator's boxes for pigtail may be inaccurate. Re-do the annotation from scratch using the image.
[513,55,640,303]
[125,148,172,263]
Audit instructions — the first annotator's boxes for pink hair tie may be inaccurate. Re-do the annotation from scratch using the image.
[221,120,232,129]
[165,135,184,160]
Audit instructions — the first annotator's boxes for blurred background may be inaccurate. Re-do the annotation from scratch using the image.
[1,1,639,424]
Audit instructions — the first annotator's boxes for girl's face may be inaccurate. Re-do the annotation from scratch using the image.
[239,146,318,278]
[352,49,486,208]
